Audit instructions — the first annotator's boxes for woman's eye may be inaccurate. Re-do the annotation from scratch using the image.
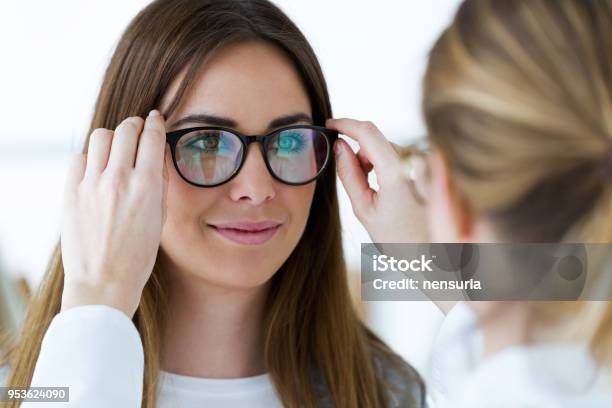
[185,135,222,151]
[274,132,305,154]
[204,136,219,148]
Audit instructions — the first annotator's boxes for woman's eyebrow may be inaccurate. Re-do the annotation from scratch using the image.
[168,113,237,130]
[266,113,313,130]
[167,112,313,131]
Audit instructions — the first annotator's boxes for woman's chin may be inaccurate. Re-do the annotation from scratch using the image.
[195,268,275,291]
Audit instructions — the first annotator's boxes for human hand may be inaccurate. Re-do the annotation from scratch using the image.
[59,110,169,318]
[327,118,429,243]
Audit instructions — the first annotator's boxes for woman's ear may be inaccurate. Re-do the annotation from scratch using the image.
[428,147,474,242]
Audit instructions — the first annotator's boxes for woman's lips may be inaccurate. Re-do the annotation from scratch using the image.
[208,221,282,246]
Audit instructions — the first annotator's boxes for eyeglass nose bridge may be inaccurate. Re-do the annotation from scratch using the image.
[238,135,273,170]
[234,135,275,174]
[241,134,270,150]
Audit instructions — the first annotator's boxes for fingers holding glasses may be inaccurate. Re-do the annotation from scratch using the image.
[327,117,429,243]
[82,112,166,182]
[134,110,167,177]
[326,118,403,185]
[326,118,403,215]
[60,110,169,318]
[135,110,169,227]
[333,138,376,218]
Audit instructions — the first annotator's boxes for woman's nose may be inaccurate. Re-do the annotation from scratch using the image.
[227,144,276,205]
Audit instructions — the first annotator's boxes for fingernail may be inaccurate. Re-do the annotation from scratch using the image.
[149,109,160,117]
[334,141,342,156]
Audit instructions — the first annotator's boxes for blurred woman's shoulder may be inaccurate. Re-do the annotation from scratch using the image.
[361,323,426,407]
[310,340,426,408]
[372,347,426,408]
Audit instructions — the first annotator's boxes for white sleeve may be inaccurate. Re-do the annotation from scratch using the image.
[22,305,144,408]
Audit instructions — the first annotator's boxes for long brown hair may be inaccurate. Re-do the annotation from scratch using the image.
[2,0,423,406]
[423,0,612,365]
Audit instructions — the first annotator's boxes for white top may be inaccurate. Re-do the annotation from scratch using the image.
[429,302,612,408]
[0,305,281,407]
[158,370,281,408]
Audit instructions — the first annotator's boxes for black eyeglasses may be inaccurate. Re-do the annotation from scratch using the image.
[165,125,337,187]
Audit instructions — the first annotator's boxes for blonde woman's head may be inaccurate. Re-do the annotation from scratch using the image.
[423,0,612,243]
[422,0,612,367]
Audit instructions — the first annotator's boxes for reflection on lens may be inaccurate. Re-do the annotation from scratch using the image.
[176,130,243,185]
[267,128,329,183]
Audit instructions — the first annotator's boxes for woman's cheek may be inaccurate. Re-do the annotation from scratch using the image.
[289,184,316,236]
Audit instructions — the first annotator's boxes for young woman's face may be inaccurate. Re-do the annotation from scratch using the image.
[158,42,316,289]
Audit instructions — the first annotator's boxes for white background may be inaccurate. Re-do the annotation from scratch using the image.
[0,0,461,377]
